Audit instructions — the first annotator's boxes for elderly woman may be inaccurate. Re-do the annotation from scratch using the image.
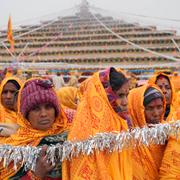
[1,78,69,179]
[128,84,166,179]
[63,67,132,180]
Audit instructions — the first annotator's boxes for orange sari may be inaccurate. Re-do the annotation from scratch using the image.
[57,86,80,110]
[0,78,68,179]
[159,137,180,179]
[128,84,166,180]
[0,76,22,124]
[148,72,178,121]
[63,71,132,180]
[177,91,180,118]
[172,75,180,92]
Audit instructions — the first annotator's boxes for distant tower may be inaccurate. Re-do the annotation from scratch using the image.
[78,0,91,18]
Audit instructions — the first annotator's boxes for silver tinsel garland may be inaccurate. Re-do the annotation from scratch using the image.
[0,120,179,171]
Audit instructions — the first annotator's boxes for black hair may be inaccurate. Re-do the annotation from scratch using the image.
[156,74,170,84]
[7,80,21,90]
[160,71,172,75]
[143,87,163,106]
[109,67,128,91]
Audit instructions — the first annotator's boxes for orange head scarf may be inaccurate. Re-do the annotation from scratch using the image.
[128,84,166,127]
[0,76,22,124]
[128,84,166,180]
[57,86,79,110]
[171,74,180,92]
[63,68,132,180]
[0,78,68,179]
[148,72,178,121]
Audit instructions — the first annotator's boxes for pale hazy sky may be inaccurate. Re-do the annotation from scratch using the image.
[0,0,180,31]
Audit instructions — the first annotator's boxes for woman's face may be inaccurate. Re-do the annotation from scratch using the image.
[1,82,18,111]
[115,82,130,112]
[156,77,172,106]
[27,103,56,131]
[144,98,164,124]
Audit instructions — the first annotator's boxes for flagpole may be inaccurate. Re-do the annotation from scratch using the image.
[1,42,16,59]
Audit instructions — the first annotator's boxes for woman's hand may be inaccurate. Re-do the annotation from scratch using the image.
[0,123,19,137]
[34,145,55,179]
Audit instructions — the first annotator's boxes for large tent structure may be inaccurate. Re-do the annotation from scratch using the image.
[0,0,179,78]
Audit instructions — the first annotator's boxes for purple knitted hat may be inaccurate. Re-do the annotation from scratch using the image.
[20,79,60,118]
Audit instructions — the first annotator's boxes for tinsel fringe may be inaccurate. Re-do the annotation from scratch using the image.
[0,120,179,171]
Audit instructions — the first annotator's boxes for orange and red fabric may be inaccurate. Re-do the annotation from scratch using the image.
[63,68,132,180]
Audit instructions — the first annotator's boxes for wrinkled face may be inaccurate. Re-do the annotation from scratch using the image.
[115,82,130,112]
[27,103,56,131]
[156,77,172,105]
[145,98,164,124]
[1,82,18,111]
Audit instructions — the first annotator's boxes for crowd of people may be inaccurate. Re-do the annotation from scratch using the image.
[0,67,179,179]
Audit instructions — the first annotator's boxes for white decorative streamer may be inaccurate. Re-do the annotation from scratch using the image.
[90,9,180,63]
[0,120,179,171]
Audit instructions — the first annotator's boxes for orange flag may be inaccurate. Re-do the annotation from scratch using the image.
[7,16,14,52]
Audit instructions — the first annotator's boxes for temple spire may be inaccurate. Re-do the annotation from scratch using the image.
[78,0,90,17]
[80,0,89,8]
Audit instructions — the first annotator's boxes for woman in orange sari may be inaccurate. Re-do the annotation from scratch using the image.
[128,84,166,180]
[159,80,180,179]
[148,72,178,121]
[0,76,22,136]
[63,67,132,180]
[0,78,68,179]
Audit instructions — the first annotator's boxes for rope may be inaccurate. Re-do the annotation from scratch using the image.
[90,7,180,63]
[0,6,77,44]
[1,3,180,70]
[19,32,64,61]
[1,42,16,59]
[90,6,180,32]
[0,6,77,32]
[110,11,180,22]
[171,38,180,52]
